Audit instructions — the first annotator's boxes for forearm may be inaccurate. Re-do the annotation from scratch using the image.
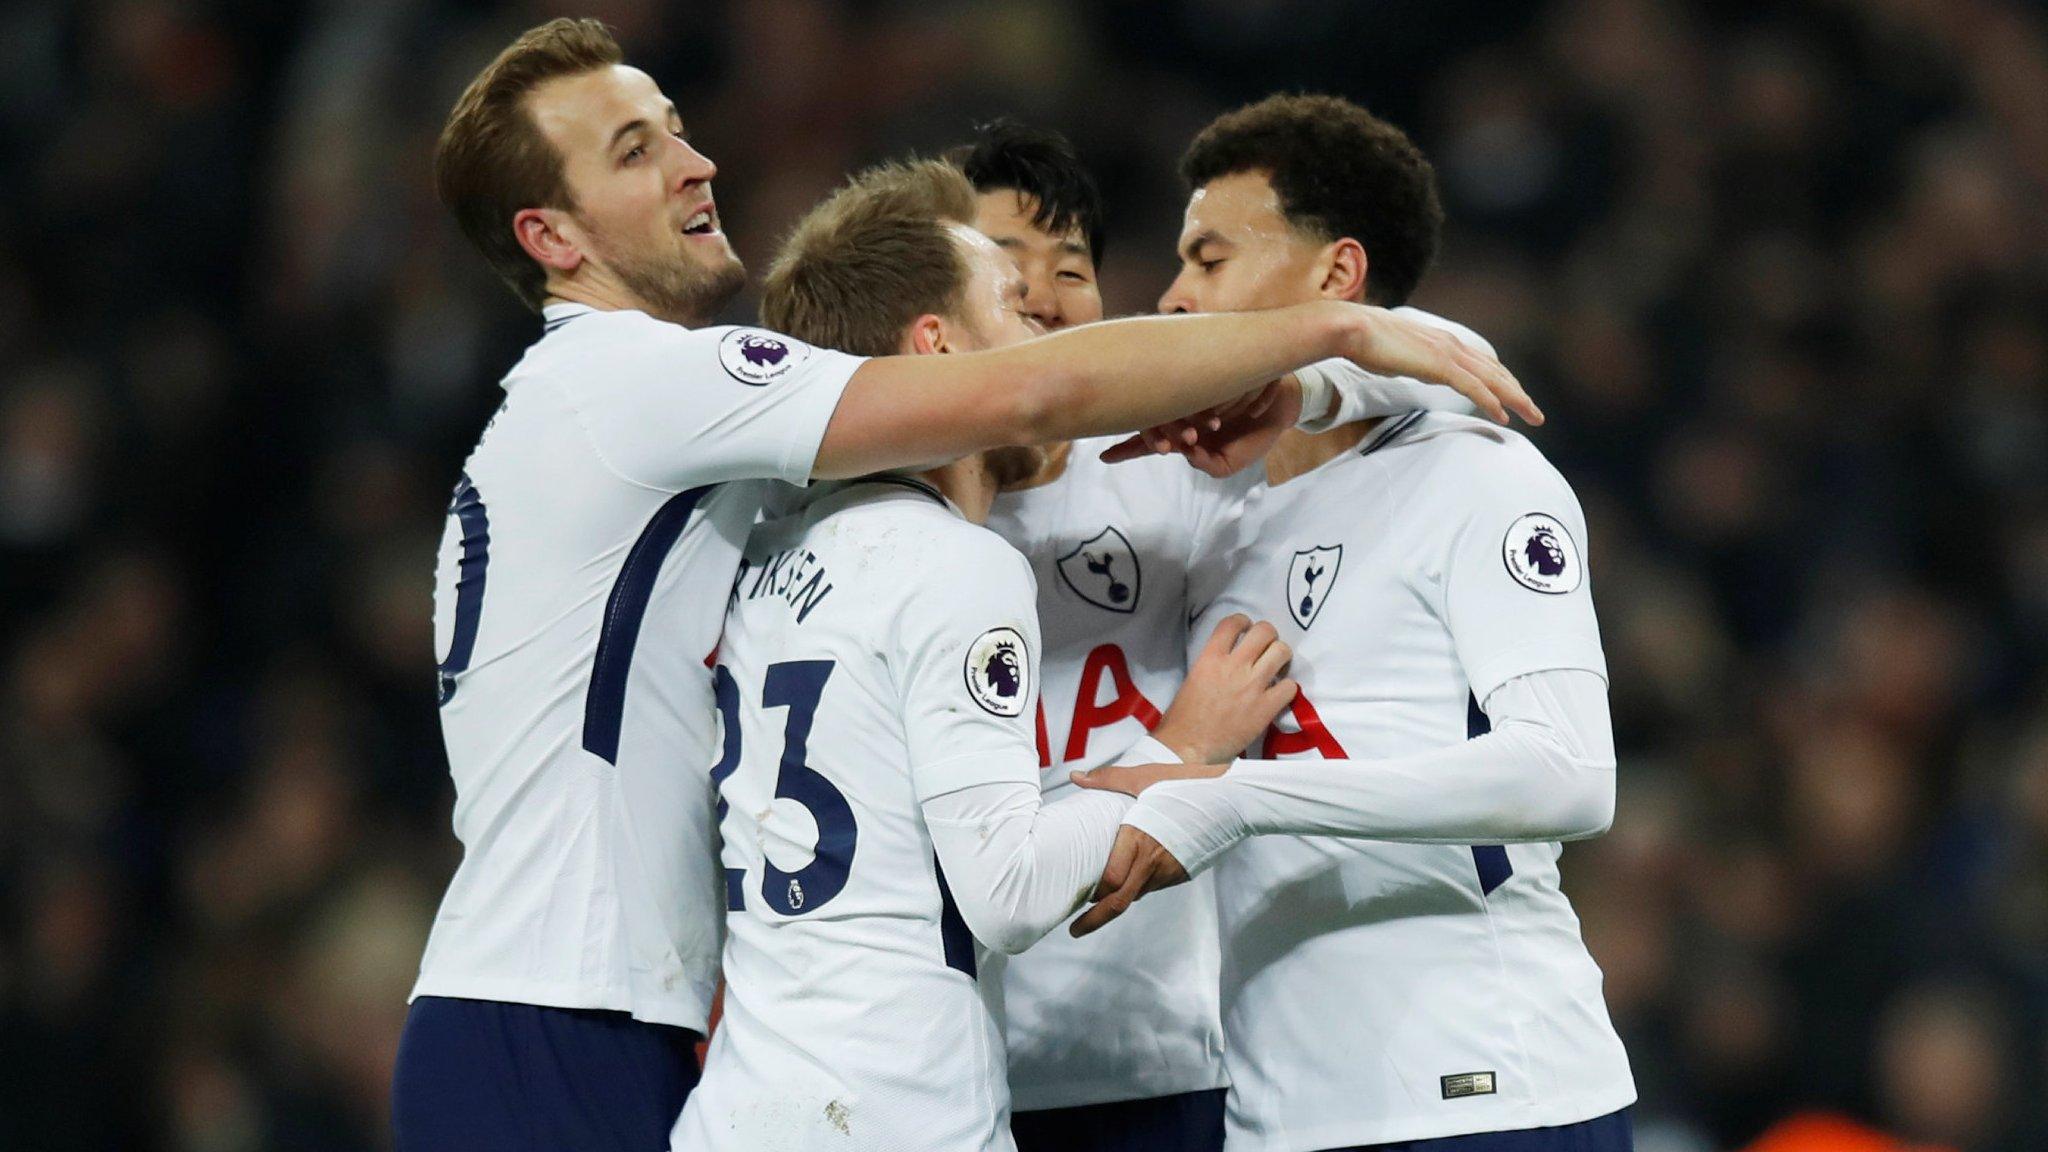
[1125,671,1616,874]
[924,780,1134,954]
[816,303,1352,478]
[991,305,1353,441]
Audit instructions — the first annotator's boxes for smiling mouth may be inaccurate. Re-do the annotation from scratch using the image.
[682,207,719,236]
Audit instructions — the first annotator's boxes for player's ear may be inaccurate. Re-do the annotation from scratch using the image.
[513,207,585,277]
[1318,237,1369,304]
[904,314,951,356]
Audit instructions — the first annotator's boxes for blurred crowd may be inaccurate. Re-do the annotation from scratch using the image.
[2,1,2045,1150]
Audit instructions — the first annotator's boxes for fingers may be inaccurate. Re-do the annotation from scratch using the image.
[1201,613,1253,661]
[1444,347,1508,426]
[1260,677,1299,718]
[1184,443,1231,478]
[1070,766,1145,797]
[1444,339,1539,427]
[1460,365,1510,425]
[1234,618,1280,660]
[1357,312,1543,428]
[1251,636,1293,682]
[1099,435,1154,463]
[1468,349,1540,426]
[1089,827,1140,902]
[1210,386,1268,423]
[1073,854,1152,937]
[1243,381,1282,422]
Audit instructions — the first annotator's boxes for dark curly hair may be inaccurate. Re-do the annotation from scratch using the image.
[1179,94,1442,307]
[947,119,1107,268]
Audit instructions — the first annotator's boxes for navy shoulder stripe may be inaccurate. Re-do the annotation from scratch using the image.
[1358,409,1428,457]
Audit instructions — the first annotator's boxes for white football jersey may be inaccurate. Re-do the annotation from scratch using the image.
[980,438,1239,1109]
[415,303,862,1030]
[1196,411,1635,1150]
[675,478,1043,1152]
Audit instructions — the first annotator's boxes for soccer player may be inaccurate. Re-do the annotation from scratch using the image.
[1073,95,1637,1152]
[951,122,1523,1152]
[397,19,1527,1152]
[673,159,1295,1152]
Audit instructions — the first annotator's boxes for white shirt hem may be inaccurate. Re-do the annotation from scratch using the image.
[1011,1068,1232,1113]
[407,974,712,1032]
[1230,1081,1636,1152]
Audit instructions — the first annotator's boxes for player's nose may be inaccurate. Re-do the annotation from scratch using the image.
[1021,277,1064,329]
[1157,277,1193,315]
[671,137,717,188]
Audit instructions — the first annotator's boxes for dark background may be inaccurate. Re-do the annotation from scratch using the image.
[3,1,2046,1149]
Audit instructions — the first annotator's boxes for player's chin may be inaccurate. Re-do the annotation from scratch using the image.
[693,252,748,310]
[683,238,743,277]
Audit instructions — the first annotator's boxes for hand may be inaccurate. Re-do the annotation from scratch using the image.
[1070,825,1190,937]
[1146,614,1297,764]
[1344,306,1541,427]
[1098,379,1302,477]
[1071,758,1225,797]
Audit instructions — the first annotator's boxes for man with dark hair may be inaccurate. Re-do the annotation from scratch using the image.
[1177,93,1444,308]
[404,18,1527,1149]
[944,121,1537,1152]
[949,119,1108,330]
[1073,93,1638,1152]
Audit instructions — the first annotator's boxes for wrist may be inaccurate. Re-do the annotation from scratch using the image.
[1127,778,1247,876]
[1147,724,1206,766]
[1306,299,1360,363]
[1286,370,1327,429]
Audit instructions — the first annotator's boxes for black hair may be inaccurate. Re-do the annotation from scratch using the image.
[947,119,1108,268]
[1180,94,1442,306]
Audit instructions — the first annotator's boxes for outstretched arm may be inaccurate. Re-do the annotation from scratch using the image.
[1099,670,1613,868]
[814,300,1516,478]
[1068,670,1614,935]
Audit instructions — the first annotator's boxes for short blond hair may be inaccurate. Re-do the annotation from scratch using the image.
[760,160,980,357]
[436,18,623,310]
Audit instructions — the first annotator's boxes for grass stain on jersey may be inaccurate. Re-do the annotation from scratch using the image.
[824,1100,851,1136]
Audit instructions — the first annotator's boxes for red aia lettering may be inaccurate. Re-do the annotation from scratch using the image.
[1063,644,1162,763]
[1261,691,1349,759]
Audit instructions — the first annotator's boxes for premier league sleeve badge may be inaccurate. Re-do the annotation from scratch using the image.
[1501,513,1583,594]
[964,626,1032,717]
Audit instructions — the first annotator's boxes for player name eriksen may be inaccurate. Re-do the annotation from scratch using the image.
[732,547,834,623]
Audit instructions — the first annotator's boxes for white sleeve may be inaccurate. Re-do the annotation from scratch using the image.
[894,530,1043,802]
[1122,669,1616,876]
[1440,438,1606,700]
[1113,734,1182,769]
[562,319,863,490]
[921,781,1133,954]
[1293,357,1478,432]
[891,530,1133,952]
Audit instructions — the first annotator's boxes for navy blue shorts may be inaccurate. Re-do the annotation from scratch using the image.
[391,996,702,1152]
[1010,1088,1227,1152]
[1329,1107,1633,1152]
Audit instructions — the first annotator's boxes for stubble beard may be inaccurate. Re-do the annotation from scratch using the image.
[604,239,748,327]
